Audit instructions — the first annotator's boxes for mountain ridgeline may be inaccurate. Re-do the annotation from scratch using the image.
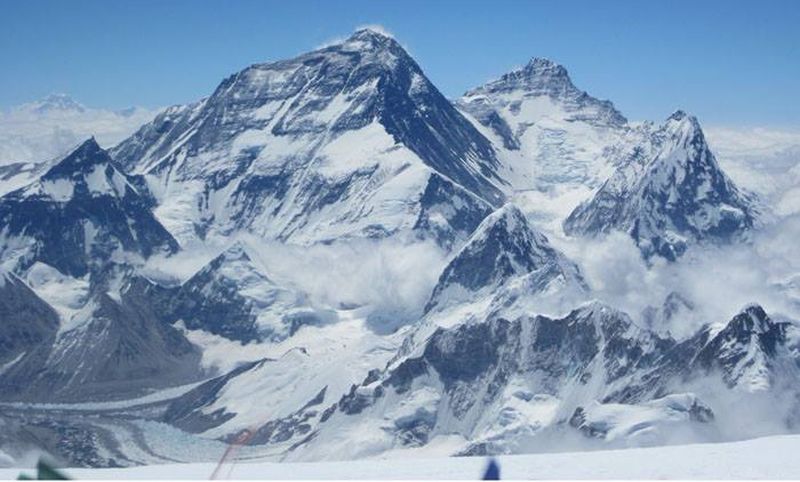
[0,28,789,467]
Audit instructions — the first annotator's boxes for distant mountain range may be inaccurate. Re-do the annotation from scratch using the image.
[1,28,799,468]
[0,94,158,198]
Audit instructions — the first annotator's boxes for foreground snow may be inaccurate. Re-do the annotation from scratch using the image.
[4,435,799,479]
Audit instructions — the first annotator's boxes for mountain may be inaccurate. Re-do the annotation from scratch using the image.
[111,28,505,248]
[658,305,800,392]
[0,138,179,278]
[0,94,158,167]
[0,275,204,402]
[457,57,627,191]
[286,302,675,458]
[0,28,796,469]
[170,242,325,343]
[20,93,87,115]
[564,111,758,260]
[425,204,585,312]
[275,303,799,459]
[0,270,59,372]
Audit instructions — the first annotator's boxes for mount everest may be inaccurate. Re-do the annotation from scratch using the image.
[0,28,798,469]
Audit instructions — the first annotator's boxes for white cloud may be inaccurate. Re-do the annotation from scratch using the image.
[0,96,160,165]
[144,235,449,332]
[557,216,800,339]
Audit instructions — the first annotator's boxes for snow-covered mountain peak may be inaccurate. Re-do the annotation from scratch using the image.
[112,29,504,246]
[564,111,757,260]
[0,95,160,168]
[662,110,705,143]
[684,304,793,391]
[667,109,689,121]
[520,56,572,87]
[16,137,139,203]
[726,304,774,336]
[425,203,584,312]
[41,137,105,177]
[171,241,323,343]
[526,56,565,71]
[350,26,395,39]
[565,300,645,342]
[216,240,253,263]
[457,56,627,190]
[0,138,178,278]
[16,93,87,115]
[468,203,548,249]
[465,57,575,98]
[340,27,400,52]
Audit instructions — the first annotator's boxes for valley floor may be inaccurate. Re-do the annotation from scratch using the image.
[3,434,799,480]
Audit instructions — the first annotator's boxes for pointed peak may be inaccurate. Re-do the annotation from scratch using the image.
[349,25,395,41]
[524,57,569,76]
[470,56,577,97]
[484,202,527,225]
[64,136,105,162]
[39,137,115,182]
[729,304,772,334]
[570,300,632,324]
[666,109,700,124]
[665,109,702,129]
[219,241,254,263]
[519,56,571,83]
[339,26,402,53]
[425,203,581,313]
[662,109,707,146]
[76,136,102,152]
[467,203,546,248]
[668,109,689,121]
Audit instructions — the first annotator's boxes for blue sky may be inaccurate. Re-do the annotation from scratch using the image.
[1,0,798,126]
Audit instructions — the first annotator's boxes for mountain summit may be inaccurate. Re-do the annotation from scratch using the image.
[456,57,627,190]
[0,138,178,277]
[564,111,757,260]
[426,204,585,312]
[112,28,504,247]
[475,57,586,99]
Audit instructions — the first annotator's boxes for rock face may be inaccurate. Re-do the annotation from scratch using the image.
[0,274,203,402]
[564,111,757,260]
[426,204,585,312]
[0,138,178,278]
[111,28,504,248]
[292,303,667,457]
[170,242,323,343]
[288,303,800,458]
[0,140,201,403]
[0,271,59,369]
[657,305,797,391]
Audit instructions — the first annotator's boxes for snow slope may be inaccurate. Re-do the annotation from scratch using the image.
[5,434,799,479]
